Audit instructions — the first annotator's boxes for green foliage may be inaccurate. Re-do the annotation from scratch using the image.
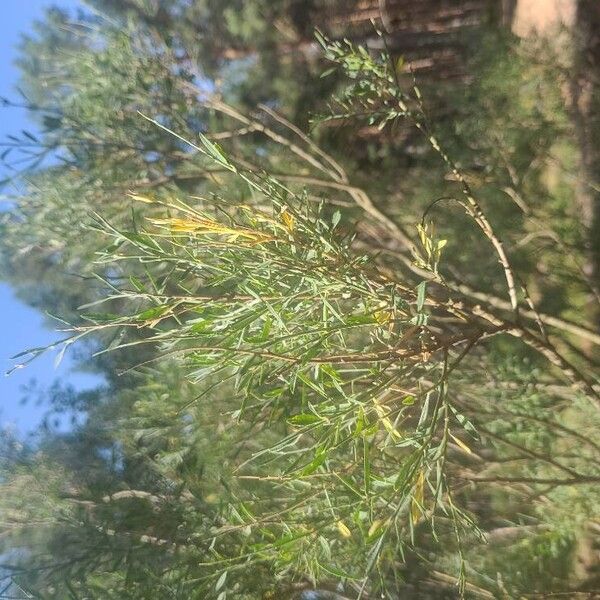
[56,136,479,596]
[1,3,600,599]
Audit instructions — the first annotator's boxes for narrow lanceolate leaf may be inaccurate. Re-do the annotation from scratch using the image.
[416,281,427,313]
[136,304,171,322]
[336,520,352,538]
[149,216,275,244]
[281,208,295,232]
[411,470,425,526]
[199,133,230,166]
[449,432,473,455]
[301,449,328,476]
[215,571,227,592]
[287,413,322,426]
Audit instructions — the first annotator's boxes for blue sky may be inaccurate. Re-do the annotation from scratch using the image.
[0,0,98,434]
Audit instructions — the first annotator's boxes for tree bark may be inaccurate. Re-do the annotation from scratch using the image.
[572,0,600,330]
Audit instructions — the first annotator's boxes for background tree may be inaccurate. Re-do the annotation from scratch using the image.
[1,1,600,598]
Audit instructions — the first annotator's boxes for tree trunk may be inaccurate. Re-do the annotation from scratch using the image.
[511,0,600,337]
[571,0,600,332]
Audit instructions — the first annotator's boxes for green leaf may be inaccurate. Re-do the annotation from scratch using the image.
[129,276,146,292]
[449,404,479,438]
[301,449,327,475]
[136,305,170,321]
[199,133,229,166]
[288,413,322,426]
[332,210,341,228]
[416,281,427,312]
[215,571,227,592]
[320,67,336,78]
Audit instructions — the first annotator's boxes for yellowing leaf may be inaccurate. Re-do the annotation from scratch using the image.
[128,192,154,204]
[449,432,473,455]
[149,216,275,244]
[281,209,295,233]
[336,520,352,538]
[368,519,382,537]
[372,399,402,441]
[374,309,392,325]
